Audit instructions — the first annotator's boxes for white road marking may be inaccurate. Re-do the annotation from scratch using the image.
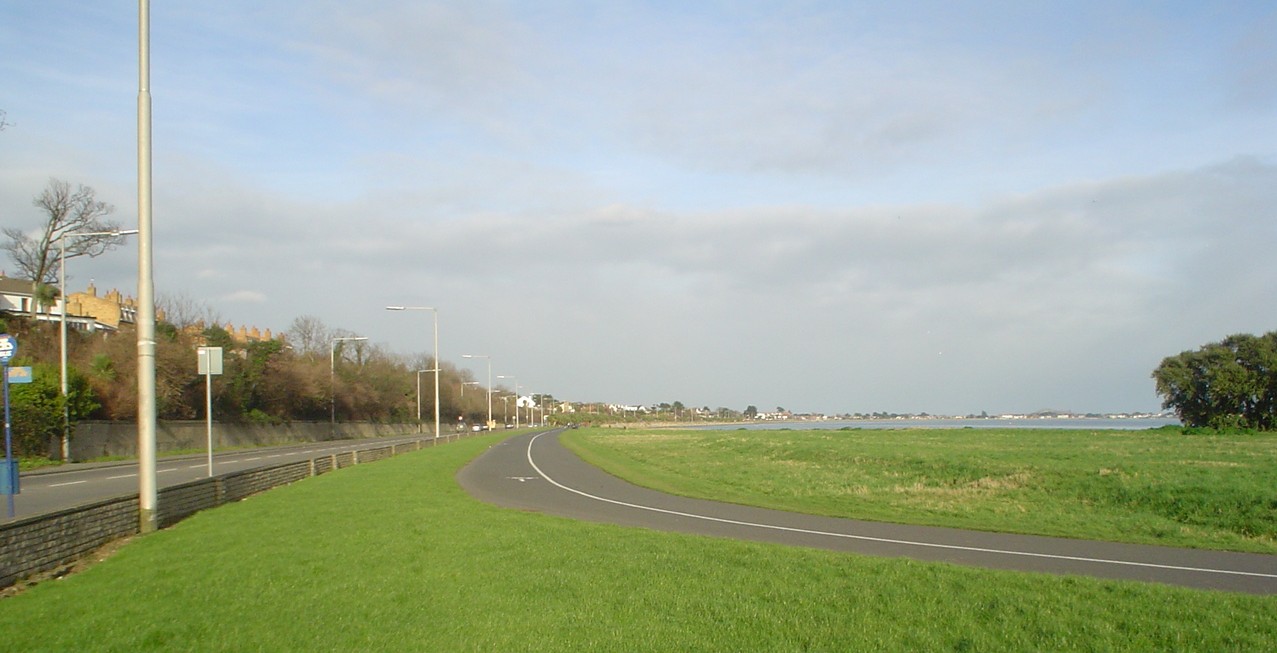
[107,473,135,480]
[525,433,1277,581]
[49,480,88,487]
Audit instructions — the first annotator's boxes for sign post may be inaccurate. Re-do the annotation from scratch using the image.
[196,347,223,477]
[1,333,18,518]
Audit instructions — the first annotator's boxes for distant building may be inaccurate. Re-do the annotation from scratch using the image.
[0,277,278,344]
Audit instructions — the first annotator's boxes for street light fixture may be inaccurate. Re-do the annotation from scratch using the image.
[462,354,492,431]
[330,336,367,434]
[386,306,439,440]
[58,228,138,461]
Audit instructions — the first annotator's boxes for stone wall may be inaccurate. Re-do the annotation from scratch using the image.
[66,421,427,461]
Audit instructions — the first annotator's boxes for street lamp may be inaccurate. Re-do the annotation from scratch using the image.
[58,228,138,461]
[498,375,519,428]
[330,336,367,434]
[386,306,439,440]
[462,354,492,431]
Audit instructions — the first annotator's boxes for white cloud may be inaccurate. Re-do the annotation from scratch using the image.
[3,2,1274,415]
[221,290,268,304]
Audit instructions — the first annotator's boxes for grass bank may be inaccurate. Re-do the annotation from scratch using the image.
[562,427,1277,554]
[1,432,1274,651]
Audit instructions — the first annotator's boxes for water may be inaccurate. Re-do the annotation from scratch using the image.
[688,417,1180,431]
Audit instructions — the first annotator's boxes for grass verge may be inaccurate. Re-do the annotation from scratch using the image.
[0,432,1274,651]
[561,427,1277,553]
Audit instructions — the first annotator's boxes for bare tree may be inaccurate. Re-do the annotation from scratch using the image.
[2,178,124,316]
[287,315,331,359]
[157,291,223,330]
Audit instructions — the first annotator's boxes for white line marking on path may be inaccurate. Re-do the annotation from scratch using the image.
[525,433,1277,581]
[107,474,135,480]
[49,480,88,487]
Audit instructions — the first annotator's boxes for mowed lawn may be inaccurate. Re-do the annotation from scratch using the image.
[563,427,1277,553]
[0,432,1273,652]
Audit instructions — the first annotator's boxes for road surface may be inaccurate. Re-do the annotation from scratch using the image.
[458,430,1277,595]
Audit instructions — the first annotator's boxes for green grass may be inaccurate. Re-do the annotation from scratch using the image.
[1,432,1275,651]
[562,427,1277,554]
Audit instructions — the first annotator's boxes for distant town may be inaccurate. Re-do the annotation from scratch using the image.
[602,404,1175,423]
[743,410,1175,422]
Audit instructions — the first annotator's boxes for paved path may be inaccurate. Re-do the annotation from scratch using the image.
[457,430,1277,595]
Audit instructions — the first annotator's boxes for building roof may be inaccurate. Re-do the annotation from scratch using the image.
[0,277,39,295]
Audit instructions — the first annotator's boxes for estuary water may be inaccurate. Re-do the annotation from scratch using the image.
[689,417,1180,431]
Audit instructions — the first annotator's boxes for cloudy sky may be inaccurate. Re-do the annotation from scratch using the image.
[3,1,1275,415]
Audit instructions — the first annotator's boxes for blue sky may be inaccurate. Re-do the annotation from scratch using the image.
[2,1,1275,415]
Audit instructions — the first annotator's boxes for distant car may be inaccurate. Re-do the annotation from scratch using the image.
[471,425,482,432]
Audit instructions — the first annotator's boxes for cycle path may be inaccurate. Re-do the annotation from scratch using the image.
[457,430,1277,595]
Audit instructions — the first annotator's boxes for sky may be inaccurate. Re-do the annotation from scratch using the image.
[2,1,1275,416]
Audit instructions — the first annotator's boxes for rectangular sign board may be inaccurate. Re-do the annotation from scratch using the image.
[5,366,32,384]
[197,347,224,376]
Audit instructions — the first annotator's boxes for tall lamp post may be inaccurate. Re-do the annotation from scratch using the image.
[137,0,159,533]
[462,354,492,430]
[498,375,518,428]
[386,306,439,440]
[330,335,367,435]
[58,228,138,461]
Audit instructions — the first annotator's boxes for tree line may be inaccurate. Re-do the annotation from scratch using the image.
[0,310,509,458]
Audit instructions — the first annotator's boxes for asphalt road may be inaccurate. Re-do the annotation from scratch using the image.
[457,430,1277,595]
[4,433,444,522]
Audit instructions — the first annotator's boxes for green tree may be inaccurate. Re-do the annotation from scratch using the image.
[1153,332,1277,430]
[6,361,97,457]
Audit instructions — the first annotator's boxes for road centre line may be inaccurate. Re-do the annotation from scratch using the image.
[49,480,88,488]
[525,433,1277,581]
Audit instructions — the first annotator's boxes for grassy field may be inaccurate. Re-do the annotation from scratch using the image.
[0,432,1274,651]
[562,427,1277,554]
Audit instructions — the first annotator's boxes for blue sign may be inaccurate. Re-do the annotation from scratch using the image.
[0,333,14,364]
[6,367,32,384]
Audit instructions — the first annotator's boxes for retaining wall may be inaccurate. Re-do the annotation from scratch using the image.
[64,421,429,461]
[2,436,436,589]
